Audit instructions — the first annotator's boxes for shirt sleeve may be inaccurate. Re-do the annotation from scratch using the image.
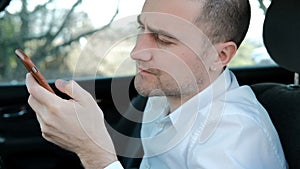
[104,161,124,169]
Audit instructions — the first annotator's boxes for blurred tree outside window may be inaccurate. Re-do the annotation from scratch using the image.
[230,0,275,67]
[0,0,273,84]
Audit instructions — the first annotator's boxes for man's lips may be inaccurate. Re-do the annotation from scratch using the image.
[137,67,158,76]
[138,69,153,76]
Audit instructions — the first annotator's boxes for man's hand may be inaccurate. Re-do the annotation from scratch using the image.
[26,73,118,169]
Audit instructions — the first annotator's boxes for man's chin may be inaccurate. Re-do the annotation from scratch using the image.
[135,86,166,97]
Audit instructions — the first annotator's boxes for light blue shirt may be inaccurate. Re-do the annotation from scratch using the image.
[106,68,287,169]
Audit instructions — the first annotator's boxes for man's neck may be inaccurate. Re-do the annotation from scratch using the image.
[166,93,196,114]
[165,69,225,114]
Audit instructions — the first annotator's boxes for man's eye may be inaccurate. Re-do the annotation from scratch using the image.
[156,34,174,45]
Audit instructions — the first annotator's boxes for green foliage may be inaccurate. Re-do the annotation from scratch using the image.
[0,0,95,83]
[0,15,18,81]
[229,40,256,67]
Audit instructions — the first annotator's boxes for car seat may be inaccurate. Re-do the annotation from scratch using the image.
[250,0,300,168]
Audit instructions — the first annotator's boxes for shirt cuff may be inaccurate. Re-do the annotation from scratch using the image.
[104,161,124,169]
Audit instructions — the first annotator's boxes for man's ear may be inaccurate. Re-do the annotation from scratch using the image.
[217,41,237,66]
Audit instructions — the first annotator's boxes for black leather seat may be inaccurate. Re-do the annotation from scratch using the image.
[250,1,300,168]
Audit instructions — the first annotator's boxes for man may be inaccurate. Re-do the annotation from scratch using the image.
[26,0,287,168]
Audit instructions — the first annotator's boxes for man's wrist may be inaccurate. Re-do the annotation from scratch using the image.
[77,149,118,169]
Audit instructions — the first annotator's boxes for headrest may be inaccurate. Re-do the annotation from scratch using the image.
[263,0,300,73]
[0,0,10,12]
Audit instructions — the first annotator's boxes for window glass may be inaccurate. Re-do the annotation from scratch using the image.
[0,0,143,84]
[229,0,275,67]
[0,0,274,84]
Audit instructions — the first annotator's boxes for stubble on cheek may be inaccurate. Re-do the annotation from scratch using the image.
[136,72,184,98]
[134,71,167,97]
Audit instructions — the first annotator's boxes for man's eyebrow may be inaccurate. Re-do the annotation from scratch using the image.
[137,15,177,39]
[148,27,177,40]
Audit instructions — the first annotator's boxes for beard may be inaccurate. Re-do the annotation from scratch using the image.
[134,69,201,98]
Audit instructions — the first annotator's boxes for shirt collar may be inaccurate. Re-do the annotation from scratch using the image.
[143,67,236,131]
[141,68,237,156]
[166,67,236,131]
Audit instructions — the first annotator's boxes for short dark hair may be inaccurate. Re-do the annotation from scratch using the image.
[195,0,251,47]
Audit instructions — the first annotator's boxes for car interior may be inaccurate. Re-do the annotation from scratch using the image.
[0,0,299,169]
[250,1,300,168]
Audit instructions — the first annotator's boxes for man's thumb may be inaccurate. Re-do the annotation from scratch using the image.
[55,79,87,100]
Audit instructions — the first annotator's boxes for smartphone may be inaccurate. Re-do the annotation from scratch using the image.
[15,49,55,94]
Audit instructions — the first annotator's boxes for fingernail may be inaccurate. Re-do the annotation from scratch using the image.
[26,73,30,78]
[25,73,31,85]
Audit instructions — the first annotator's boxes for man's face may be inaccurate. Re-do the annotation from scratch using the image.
[131,0,219,98]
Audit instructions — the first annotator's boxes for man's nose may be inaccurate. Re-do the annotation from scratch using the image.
[130,33,154,61]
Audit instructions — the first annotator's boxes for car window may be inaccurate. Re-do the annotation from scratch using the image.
[0,0,274,85]
[0,0,143,84]
[230,0,275,67]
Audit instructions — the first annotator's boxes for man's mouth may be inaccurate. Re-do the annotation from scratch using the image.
[137,67,158,76]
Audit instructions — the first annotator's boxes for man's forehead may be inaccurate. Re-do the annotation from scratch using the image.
[137,12,195,34]
[137,12,212,52]
[142,0,201,22]
[138,12,194,29]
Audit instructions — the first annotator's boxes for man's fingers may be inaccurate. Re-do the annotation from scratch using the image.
[26,73,60,106]
[28,94,48,130]
[55,79,91,102]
